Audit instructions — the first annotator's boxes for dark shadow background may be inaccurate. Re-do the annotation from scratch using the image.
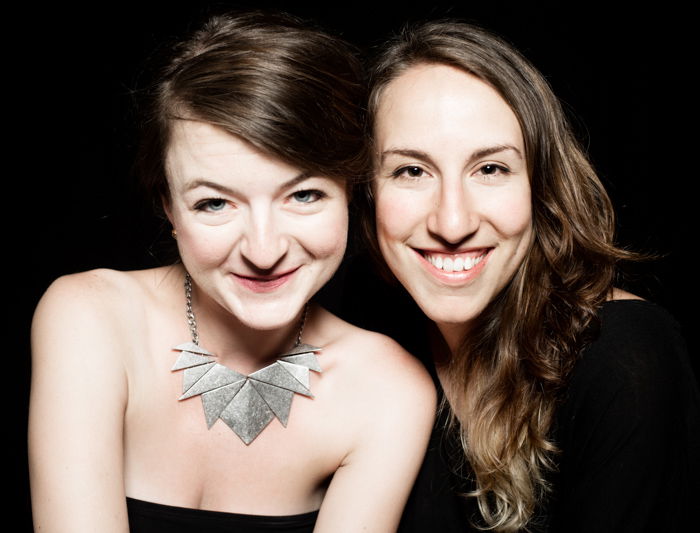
[16,2,695,529]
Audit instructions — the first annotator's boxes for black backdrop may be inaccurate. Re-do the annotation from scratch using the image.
[16,2,695,529]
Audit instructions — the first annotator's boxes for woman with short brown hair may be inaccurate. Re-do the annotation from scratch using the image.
[29,13,436,532]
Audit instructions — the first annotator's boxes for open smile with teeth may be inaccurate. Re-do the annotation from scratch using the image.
[421,251,487,272]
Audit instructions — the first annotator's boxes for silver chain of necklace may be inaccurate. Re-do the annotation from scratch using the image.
[184,273,308,348]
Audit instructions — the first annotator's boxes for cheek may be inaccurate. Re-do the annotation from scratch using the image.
[176,228,232,267]
[170,204,234,266]
[485,185,533,238]
[374,185,423,244]
[300,203,349,260]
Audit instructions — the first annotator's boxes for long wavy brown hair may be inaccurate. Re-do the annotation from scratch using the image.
[362,21,635,531]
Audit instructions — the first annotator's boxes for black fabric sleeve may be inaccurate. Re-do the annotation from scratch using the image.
[549,300,699,533]
[398,406,478,533]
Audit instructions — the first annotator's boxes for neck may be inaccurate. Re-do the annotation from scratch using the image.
[203,307,303,364]
[186,279,307,374]
[435,320,471,358]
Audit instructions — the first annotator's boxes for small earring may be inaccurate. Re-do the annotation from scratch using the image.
[171,229,177,239]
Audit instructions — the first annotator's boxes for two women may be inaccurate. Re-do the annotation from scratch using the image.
[30,11,697,533]
[361,21,698,532]
[29,13,435,532]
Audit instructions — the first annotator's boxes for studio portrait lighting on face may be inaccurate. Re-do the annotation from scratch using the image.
[21,5,697,533]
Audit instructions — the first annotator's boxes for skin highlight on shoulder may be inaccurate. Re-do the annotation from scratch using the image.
[609,287,644,301]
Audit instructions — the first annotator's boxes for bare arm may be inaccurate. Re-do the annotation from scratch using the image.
[29,272,130,532]
[314,337,436,533]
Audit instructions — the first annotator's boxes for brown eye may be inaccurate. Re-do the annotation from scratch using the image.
[481,165,507,174]
[393,166,426,179]
[477,164,510,177]
[405,166,423,177]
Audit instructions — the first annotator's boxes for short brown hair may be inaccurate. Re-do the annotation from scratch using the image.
[136,11,369,209]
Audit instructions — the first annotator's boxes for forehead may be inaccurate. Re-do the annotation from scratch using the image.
[375,63,523,152]
[165,119,301,184]
[164,119,350,199]
[167,120,264,167]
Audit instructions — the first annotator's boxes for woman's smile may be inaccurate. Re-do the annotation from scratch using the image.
[373,63,533,341]
[413,248,492,283]
[232,267,300,293]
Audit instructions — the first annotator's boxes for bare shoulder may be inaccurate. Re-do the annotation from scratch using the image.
[32,266,181,358]
[33,269,127,337]
[28,268,178,529]
[311,311,436,531]
[38,268,134,309]
[313,307,436,403]
[609,287,644,301]
[35,266,175,319]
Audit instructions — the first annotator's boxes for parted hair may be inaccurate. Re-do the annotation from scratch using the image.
[136,11,369,208]
[363,21,634,531]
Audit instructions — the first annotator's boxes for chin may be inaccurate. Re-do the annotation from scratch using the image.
[237,309,303,331]
[409,290,486,327]
[226,296,303,330]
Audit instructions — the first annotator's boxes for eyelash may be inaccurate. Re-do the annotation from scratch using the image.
[477,164,511,177]
[194,197,228,212]
[291,189,326,203]
[390,163,510,180]
[391,165,427,180]
[193,190,326,211]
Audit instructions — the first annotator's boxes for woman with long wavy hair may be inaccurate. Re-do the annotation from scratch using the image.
[359,20,699,532]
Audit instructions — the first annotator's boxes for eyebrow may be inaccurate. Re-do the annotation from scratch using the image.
[380,149,435,166]
[380,144,523,165]
[183,171,314,195]
[471,144,523,160]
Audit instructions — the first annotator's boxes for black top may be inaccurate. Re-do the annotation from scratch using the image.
[396,300,699,532]
[126,498,318,533]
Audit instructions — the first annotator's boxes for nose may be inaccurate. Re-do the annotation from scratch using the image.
[426,176,479,245]
[239,204,289,271]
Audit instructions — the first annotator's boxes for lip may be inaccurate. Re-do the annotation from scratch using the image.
[232,267,299,293]
[413,247,492,285]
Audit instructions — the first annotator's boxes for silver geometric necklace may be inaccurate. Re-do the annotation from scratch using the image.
[171,273,322,445]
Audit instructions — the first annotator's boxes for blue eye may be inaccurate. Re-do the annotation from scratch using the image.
[195,198,227,211]
[292,190,324,203]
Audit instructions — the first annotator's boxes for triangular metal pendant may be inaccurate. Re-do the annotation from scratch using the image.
[173,342,215,356]
[180,364,246,400]
[171,351,216,371]
[219,381,275,444]
[278,360,311,389]
[279,352,322,372]
[202,381,246,428]
[249,363,312,396]
[182,362,216,393]
[172,342,321,444]
[283,343,321,356]
[251,380,295,427]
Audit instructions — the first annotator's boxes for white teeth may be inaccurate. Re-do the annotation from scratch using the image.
[425,252,485,272]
